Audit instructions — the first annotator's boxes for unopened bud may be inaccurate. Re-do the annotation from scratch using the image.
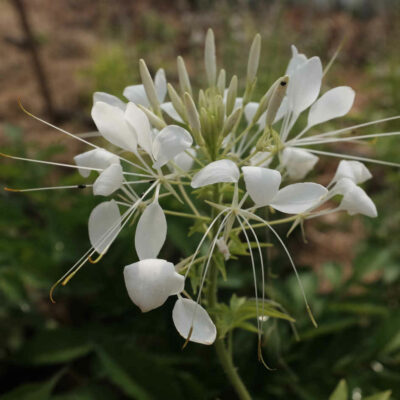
[265,75,289,127]
[222,108,242,137]
[177,56,192,96]
[184,92,204,146]
[217,69,226,96]
[139,59,161,114]
[205,28,217,86]
[247,33,261,84]
[226,75,238,116]
[252,76,283,124]
[137,104,166,130]
[167,83,187,122]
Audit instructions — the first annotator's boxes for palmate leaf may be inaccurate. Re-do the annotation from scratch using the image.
[213,295,295,338]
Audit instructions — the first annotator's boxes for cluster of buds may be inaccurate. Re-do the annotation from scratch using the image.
[4,29,399,348]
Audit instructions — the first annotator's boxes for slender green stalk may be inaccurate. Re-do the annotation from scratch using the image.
[207,186,252,400]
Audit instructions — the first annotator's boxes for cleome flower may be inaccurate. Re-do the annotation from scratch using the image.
[2,28,399,356]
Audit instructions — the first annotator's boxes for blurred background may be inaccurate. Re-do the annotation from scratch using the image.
[0,0,399,399]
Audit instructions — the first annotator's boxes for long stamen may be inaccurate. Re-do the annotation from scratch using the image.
[294,131,400,146]
[238,215,272,369]
[5,184,92,192]
[306,148,400,168]
[18,102,151,173]
[50,181,158,302]
[184,208,230,279]
[289,115,400,143]
[189,212,232,325]
[0,152,154,178]
[243,210,318,328]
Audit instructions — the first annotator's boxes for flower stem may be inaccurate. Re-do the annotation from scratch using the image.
[207,186,252,400]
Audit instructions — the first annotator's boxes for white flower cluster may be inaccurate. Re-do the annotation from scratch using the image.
[4,30,399,347]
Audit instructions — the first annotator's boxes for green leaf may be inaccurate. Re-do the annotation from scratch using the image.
[329,379,348,400]
[363,391,392,400]
[213,295,294,338]
[328,302,389,317]
[16,328,92,365]
[95,346,153,400]
[0,370,64,400]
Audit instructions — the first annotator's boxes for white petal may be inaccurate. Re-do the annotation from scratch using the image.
[339,179,377,217]
[308,86,355,128]
[152,125,193,168]
[333,160,372,184]
[191,159,239,188]
[123,84,150,107]
[88,200,121,254]
[74,148,120,178]
[287,56,323,115]
[270,182,328,214]
[281,147,319,180]
[249,150,272,168]
[285,45,308,76]
[173,148,196,172]
[172,298,216,345]
[91,102,137,153]
[125,102,153,155]
[244,102,266,128]
[93,92,126,110]
[135,201,167,260]
[161,102,183,123]
[124,259,184,312]
[93,164,124,196]
[242,166,281,207]
[154,68,167,103]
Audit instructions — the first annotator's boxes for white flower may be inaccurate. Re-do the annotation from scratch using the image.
[135,199,167,260]
[125,102,193,168]
[172,297,217,345]
[92,101,138,153]
[242,166,327,213]
[333,160,372,184]
[336,178,377,217]
[191,159,240,188]
[124,259,184,312]
[281,147,319,180]
[74,148,120,178]
[88,200,122,254]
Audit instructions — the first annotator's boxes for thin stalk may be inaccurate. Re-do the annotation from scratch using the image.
[207,185,252,400]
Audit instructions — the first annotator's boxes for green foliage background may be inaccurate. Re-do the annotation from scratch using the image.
[1,1,399,399]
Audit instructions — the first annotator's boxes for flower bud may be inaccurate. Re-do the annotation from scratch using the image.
[247,33,261,84]
[266,75,289,127]
[177,56,192,96]
[225,75,238,116]
[217,69,226,96]
[184,92,205,146]
[137,104,166,130]
[222,108,242,137]
[139,59,161,114]
[167,83,187,122]
[205,28,217,86]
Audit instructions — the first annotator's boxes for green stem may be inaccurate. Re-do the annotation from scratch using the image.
[207,186,252,400]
